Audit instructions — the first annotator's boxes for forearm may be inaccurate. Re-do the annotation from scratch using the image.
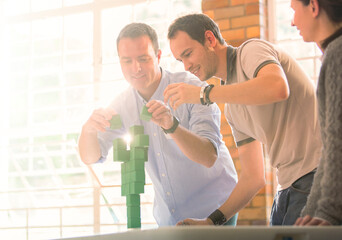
[218,173,265,221]
[78,128,102,165]
[210,74,288,105]
[169,125,217,168]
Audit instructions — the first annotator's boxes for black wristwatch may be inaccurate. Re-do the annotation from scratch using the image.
[162,116,179,134]
[208,209,227,225]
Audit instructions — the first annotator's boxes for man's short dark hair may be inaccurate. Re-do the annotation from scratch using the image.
[168,13,225,45]
[116,22,159,55]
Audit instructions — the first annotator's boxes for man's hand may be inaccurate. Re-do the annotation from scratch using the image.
[176,218,214,226]
[295,215,332,226]
[146,100,174,129]
[82,108,116,133]
[163,83,201,110]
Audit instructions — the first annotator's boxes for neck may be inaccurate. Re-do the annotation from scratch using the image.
[139,68,162,101]
[214,44,229,81]
[315,13,342,52]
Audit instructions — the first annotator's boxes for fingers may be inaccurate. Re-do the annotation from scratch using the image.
[176,220,190,226]
[299,215,313,226]
[294,217,304,226]
[163,83,181,104]
[146,100,173,128]
[85,108,117,132]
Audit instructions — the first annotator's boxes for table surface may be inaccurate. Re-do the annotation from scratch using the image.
[58,226,342,240]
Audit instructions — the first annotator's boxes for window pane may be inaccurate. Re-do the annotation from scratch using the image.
[31,0,62,12]
[102,6,132,63]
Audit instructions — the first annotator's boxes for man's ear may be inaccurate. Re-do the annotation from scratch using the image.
[310,0,320,18]
[204,30,217,49]
[156,49,162,62]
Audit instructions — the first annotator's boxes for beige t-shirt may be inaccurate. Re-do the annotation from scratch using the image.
[224,39,322,190]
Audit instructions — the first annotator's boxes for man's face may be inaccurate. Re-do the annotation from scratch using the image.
[169,30,217,81]
[118,35,161,93]
[291,0,315,42]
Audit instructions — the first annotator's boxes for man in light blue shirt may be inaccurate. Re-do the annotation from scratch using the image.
[78,23,237,226]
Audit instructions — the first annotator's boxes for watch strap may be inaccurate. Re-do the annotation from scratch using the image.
[162,116,179,134]
[208,209,227,225]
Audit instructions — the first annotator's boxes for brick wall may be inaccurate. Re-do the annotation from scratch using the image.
[202,0,275,225]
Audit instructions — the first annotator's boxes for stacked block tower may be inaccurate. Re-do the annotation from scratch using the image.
[110,105,152,229]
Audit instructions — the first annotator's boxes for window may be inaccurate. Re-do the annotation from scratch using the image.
[269,0,322,82]
[0,1,201,239]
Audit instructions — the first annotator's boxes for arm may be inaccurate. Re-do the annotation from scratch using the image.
[78,108,115,165]
[178,140,266,225]
[297,48,342,226]
[146,100,217,168]
[164,63,289,109]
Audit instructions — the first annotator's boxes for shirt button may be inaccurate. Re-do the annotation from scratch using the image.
[171,209,175,213]
[161,173,166,177]
[166,192,170,196]
[157,153,160,156]
[153,133,157,137]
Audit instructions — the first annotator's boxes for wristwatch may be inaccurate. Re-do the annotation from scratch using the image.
[162,116,179,134]
[208,209,227,225]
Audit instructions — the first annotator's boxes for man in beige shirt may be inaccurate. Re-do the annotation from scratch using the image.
[164,13,321,226]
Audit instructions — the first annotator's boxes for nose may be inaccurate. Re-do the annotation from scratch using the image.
[291,19,295,27]
[183,59,192,72]
[132,60,141,73]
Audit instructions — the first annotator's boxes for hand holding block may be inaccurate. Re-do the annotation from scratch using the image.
[109,115,122,129]
[140,105,152,121]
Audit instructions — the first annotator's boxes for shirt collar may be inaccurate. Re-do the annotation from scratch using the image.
[133,67,167,104]
[225,45,237,85]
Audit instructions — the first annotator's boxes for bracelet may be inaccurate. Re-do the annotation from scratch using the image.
[204,84,214,105]
[208,209,227,225]
[200,86,206,105]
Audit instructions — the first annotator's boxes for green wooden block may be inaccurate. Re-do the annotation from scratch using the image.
[121,163,127,173]
[130,147,148,162]
[113,138,126,151]
[140,105,152,121]
[121,171,129,184]
[109,115,122,129]
[128,159,145,171]
[129,125,144,136]
[121,183,129,196]
[131,134,149,148]
[126,194,140,206]
[127,217,141,228]
[127,206,141,218]
[129,170,145,183]
[129,182,145,194]
[113,149,130,162]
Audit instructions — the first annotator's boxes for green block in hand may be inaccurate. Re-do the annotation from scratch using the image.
[109,115,122,129]
[140,105,152,121]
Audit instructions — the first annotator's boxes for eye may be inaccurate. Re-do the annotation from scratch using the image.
[138,56,150,62]
[184,51,192,58]
[121,58,132,64]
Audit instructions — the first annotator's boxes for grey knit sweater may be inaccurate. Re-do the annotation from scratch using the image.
[301,34,342,225]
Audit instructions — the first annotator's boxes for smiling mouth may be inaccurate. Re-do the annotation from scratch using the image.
[132,75,145,80]
[191,66,200,76]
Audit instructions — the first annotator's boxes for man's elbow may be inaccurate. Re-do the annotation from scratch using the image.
[275,78,290,101]
[255,176,266,191]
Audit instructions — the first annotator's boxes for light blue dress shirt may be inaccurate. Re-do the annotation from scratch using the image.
[97,69,237,226]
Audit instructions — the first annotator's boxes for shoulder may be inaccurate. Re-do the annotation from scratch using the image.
[325,35,342,61]
[239,39,278,60]
[109,86,135,109]
[240,39,275,52]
